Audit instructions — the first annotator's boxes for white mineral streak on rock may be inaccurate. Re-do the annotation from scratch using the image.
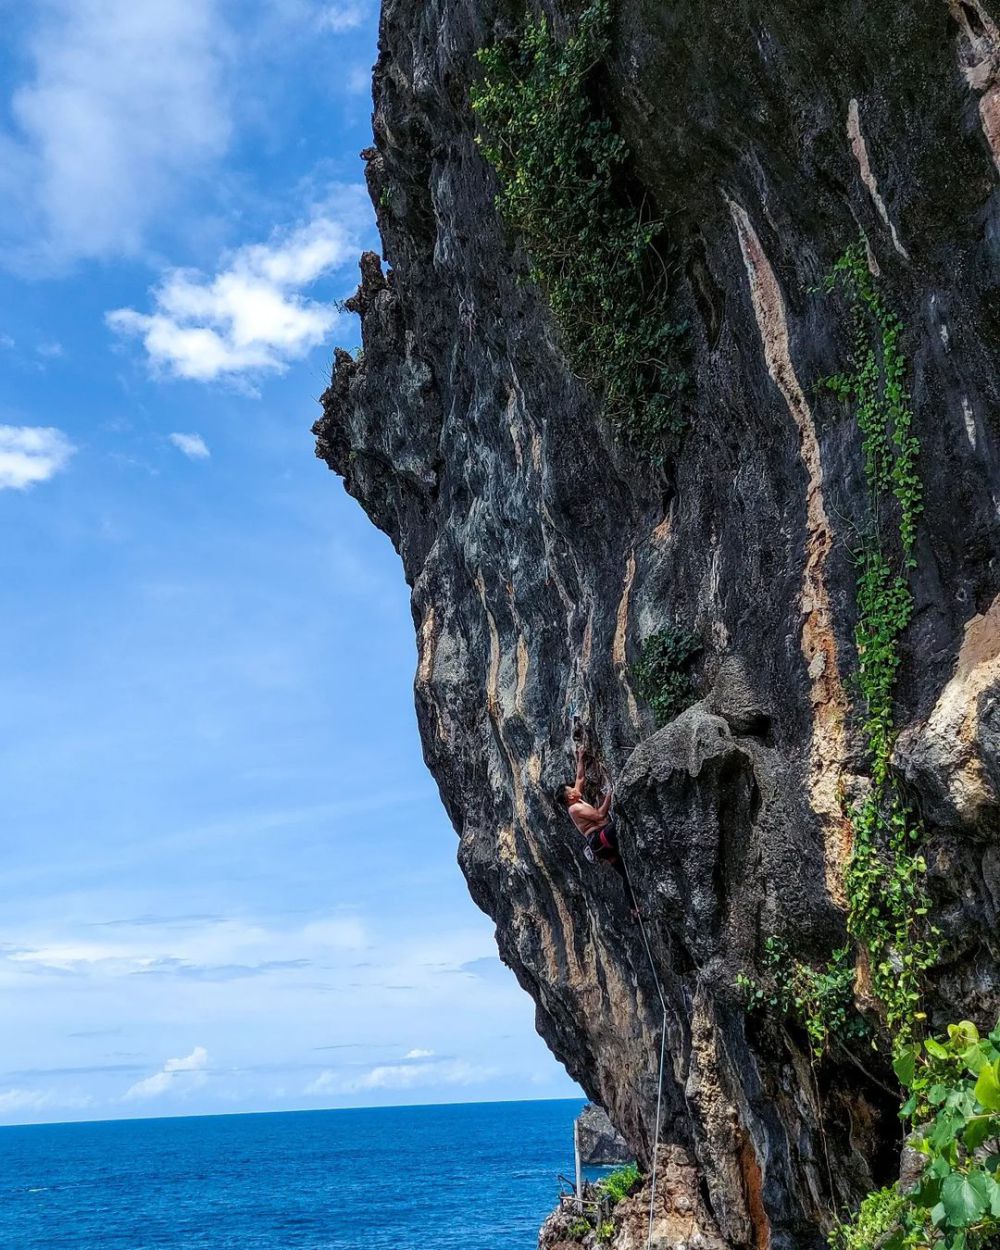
[613,550,642,729]
[580,606,594,672]
[902,592,1000,827]
[540,499,575,619]
[847,98,910,258]
[700,533,730,649]
[476,573,530,837]
[950,0,1000,173]
[963,395,978,448]
[416,604,437,686]
[514,633,529,713]
[728,198,852,898]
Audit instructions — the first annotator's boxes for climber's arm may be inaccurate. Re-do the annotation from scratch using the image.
[597,788,613,819]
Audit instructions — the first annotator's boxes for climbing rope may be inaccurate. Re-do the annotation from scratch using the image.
[570,737,667,1249]
[621,851,668,1250]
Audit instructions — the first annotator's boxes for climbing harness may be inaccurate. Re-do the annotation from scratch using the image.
[621,849,668,1250]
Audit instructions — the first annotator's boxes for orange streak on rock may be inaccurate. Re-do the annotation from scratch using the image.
[729,200,852,899]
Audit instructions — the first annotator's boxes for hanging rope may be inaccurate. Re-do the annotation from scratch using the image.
[621,852,668,1250]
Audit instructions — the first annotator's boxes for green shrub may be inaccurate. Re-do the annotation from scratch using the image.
[599,1162,640,1205]
[831,1020,1000,1250]
[631,626,701,726]
[567,1217,592,1239]
[737,937,867,1059]
[598,1220,616,1242]
[829,1186,908,1250]
[471,0,688,461]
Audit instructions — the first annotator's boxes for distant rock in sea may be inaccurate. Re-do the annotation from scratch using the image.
[576,1104,631,1167]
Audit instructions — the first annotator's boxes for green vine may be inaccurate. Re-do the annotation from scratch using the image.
[470,0,688,460]
[739,241,937,1055]
[737,938,867,1060]
[820,242,937,1049]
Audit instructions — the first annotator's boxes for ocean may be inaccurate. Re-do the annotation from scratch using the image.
[0,1099,593,1249]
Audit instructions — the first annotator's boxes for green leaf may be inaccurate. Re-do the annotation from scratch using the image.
[941,1171,989,1227]
[894,1047,917,1087]
[976,1059,1000,1112]
[927,1039,950,1060]
[965,1117,993,1151]
[950,1022,981,1049]
[987,1173,1000,1217]
[931,1110,963,1152]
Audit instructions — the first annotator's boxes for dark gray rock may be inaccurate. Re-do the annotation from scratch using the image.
[577,1103,632,1166]
[313,1,1000,1245]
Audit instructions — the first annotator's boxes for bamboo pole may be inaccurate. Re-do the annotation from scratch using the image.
[574,1119,583,1213]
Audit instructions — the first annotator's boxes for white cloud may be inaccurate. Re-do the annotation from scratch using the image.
[169,433,211,460]
[1,0,231,267]
[0,426,75,491]
[107,190,366,384]
[320,3,367,31]
[36,342,64,359]
[125,1046,208,1100]
[0,1087,92,1115]
[350,1058,489,1092]
[306,1056,492,1096]
[404,1048,434,1060]
[0,334,14,350]
[0,1087,56,1112]
[1,911,369,980]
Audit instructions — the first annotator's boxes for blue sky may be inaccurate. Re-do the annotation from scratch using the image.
[0,0,577,1126]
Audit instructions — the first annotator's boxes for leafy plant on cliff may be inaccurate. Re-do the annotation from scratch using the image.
[831,1019,1000,1250]
[631,625,701,727]
[820,242,938,1048]
[737,937,867,1060]
[599,1162,640,1205]
[470,0,688,461]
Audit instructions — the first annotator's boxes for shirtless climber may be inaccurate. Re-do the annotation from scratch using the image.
[555,744,628,887]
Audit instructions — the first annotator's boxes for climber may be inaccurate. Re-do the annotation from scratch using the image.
[554,744,627,885]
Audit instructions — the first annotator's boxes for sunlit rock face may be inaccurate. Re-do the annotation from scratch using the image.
[314,1,1000,1245]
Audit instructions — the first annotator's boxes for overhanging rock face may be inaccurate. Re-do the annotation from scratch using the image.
[314,1,1000,1245]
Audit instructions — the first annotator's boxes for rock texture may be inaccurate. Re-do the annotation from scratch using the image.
[314,1,1000,1246]
[577,1103,633,1166]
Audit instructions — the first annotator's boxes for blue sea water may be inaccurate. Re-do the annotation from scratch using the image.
[0,1099,593,1250]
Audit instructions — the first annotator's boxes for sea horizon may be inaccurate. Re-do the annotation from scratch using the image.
[0,1093,586,1133]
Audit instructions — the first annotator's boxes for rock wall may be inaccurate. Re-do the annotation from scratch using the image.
[314,1,1000,1245]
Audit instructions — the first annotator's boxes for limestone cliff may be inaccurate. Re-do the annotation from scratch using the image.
[313,1,1000,1246]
